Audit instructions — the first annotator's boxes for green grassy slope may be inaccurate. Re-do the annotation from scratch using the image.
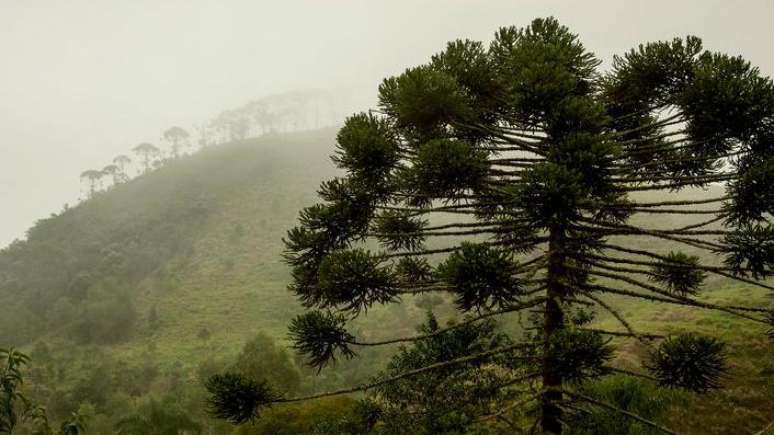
[122,132,339,365]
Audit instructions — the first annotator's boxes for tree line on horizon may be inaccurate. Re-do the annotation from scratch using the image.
[77,89,364,201]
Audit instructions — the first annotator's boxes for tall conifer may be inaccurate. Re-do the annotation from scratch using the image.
[209,18,774,433]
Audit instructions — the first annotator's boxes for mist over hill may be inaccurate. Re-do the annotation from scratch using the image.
[0,128,341,347]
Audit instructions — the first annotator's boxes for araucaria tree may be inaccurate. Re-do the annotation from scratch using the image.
[208,18,774,433]
[101,164,121,186]
[112,154,132,182]
[162,126,190,159]
[132,142,160,173]
[79,169,103,199]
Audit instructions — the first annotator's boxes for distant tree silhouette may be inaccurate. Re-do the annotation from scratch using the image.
[194,124,212,149]
[79,169,103,198]
[249,103,272,135]
[162,126,191,159]
[132,143,160,173]
[101,164,120,186]
[112,154,132,182]
[229,117,250,141]
[208,18,774,433]
[210,111,251,142]
[151,158,167,171]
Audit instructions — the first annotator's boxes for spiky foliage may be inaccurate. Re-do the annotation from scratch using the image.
[514,163,588,228]
[373,210,427,251]
[400,139,490,206]
[726,157,774,224]
[722,225,774,279]
[315,249,397,313]
[212,17,774,433]
[333,113,399,187]
[544,329,614,383]
[435,242,524,311]
[205,373,278,424]
[283,178,380,309]
[649,251,707,296]
[647,334,727,392]
[394,257,433,284]
[288,311,356,371]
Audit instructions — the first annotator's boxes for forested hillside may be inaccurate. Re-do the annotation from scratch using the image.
[1,128,772,434]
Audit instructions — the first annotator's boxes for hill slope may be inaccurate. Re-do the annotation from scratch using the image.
[0,129,342,353]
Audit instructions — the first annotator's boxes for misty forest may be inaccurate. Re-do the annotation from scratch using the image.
[1,5,773,435]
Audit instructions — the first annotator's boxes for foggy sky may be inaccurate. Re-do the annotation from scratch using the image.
[2,0,773,247]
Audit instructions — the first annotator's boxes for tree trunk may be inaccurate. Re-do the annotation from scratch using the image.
[542,228,566,434]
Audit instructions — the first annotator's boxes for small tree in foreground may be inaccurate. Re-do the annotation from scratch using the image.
[1,348,86,435]
[1,348,36,433]
[208,18,774,433]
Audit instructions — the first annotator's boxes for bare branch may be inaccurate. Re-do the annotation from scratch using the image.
[348,298,547,346]
[581,328,664,340]
[276,347,542,404]
[562,390,678,435]
[584,292,653,347]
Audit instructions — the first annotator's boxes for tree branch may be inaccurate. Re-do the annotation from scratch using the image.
[577,271,769,322]
[276,348,541,404]
[561,390,677,435]
[348,298,547,346]
[584,292,653,347]
[597,246,774,292]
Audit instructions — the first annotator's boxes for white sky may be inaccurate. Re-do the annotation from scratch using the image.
[2,0,773,247]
